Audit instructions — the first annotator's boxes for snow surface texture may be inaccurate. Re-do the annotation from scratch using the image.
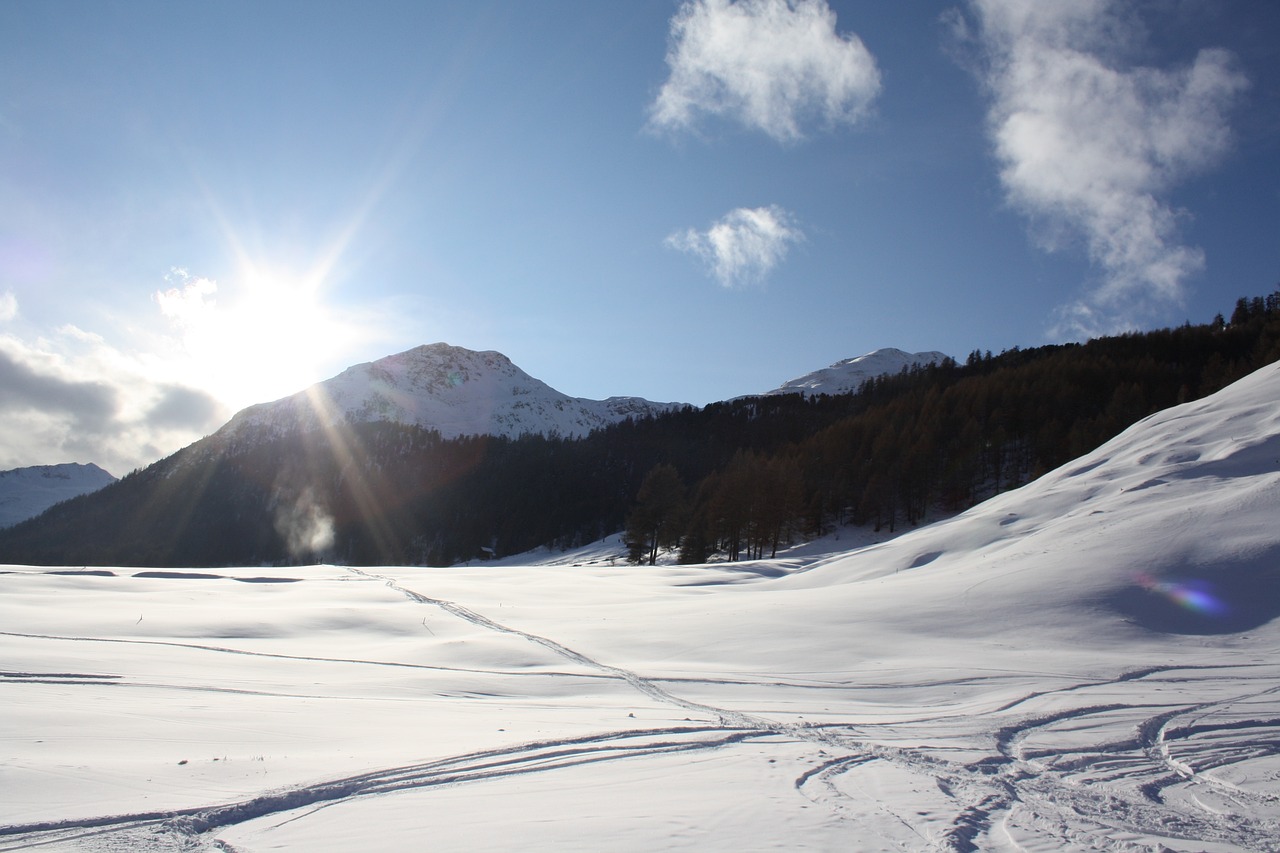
[0,463,116,529]
[761,347,951,397]
[2,363,1280,851]
[218,343,684,442]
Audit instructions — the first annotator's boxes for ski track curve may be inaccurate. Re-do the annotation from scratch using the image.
[964,666,1280,851]
[346,568,780,732]
[793,660,1280,851]
[0,630,611,682]
[347,569,1020,852]
[0,727,763,851]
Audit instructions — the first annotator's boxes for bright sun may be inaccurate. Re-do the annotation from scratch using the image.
[158,263,368,413]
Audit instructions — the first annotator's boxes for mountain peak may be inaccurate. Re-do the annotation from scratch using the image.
[0,462,117,528]
[219,343,682,441]
[764,348,950,397]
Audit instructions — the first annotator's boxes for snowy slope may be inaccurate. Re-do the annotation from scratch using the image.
[761,347,951,396]
[771,358,1280,634]
[0,462,116,528]
[2,363,1279,851]
[219,343,684,441]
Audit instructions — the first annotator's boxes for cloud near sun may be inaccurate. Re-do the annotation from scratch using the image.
[0,294,227,476]
[961,0,1248,336]
[648,0,881,142]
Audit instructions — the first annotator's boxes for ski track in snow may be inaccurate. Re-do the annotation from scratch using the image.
[343,568,787,734]
[0,728,763,852]
[6,568,1279,851]
[0,629,617,684]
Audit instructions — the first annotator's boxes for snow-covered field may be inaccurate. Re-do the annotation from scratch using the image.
[3,364,1279,852]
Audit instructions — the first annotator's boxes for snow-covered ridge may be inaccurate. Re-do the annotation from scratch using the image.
[215,343,952,444]
[219,343,685,441]
[761,347,951,397]
[0,462,116,528]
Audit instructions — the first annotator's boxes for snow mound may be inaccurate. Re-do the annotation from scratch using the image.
[783,359,1280,638]
[762,347,950,397]
[0,462,116,528]
[218,343,684,441]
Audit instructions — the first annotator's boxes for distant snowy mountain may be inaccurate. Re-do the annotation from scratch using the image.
[762,347,950,397]
[219,343,684,441]
[0,463,116,528]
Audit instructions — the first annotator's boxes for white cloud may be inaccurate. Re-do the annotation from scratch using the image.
[0,328,228,476]
[966,0,1248,336]
[667,205,803,288]
[0,291,16,322]
[154,267,217,327]
[649,0,881,142]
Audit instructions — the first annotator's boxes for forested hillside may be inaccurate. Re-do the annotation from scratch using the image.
[2,293,1277,568]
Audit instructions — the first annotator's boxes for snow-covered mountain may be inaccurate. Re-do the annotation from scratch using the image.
[762,347,950,396]
[214,343,951,444]
[218,343,684,441]
[0,462,116,528]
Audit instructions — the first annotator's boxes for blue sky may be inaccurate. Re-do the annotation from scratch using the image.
[2,0,1278,474]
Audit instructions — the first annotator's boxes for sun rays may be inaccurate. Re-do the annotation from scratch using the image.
[154,257,377,415]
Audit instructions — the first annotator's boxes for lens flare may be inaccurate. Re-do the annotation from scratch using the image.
[1135,572,1230,617]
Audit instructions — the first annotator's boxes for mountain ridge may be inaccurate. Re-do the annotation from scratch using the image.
[218,342,956,443]
[760,347,952,397]
[0,343,948,531]
[219,342,686,442]
[0,463,117,528]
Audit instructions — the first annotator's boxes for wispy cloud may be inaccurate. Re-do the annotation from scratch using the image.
[0,292,17,323]
[154,268,217,327]
[649,0,881,142]
[962,0,1248,337]
[667,205,803,288]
